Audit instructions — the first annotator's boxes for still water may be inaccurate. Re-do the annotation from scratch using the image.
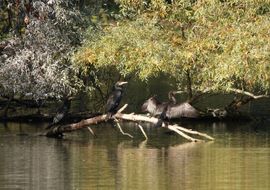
[0,121,269,190]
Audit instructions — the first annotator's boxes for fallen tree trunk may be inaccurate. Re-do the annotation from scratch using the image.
[46,105,214,142]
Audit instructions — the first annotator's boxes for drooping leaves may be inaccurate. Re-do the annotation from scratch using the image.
[76,0,270,94]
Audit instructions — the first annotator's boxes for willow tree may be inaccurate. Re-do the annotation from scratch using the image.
[75,0,269,116]
[0,0,89,109]
[0,0,92,119]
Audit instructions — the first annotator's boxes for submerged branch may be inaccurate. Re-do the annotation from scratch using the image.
[173,125,214,141]
[87,127,95,136]
[136,123,148,140]
[114,119,134,138]
[167,125,202,142]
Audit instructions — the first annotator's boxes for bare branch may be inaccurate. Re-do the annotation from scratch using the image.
[114,119,134,138]
[173,125,214,140]
[87,127,95,136]
[117,104,128,113]
[227,88,269,99]
[167,126,202,142]
[136,123,148,140]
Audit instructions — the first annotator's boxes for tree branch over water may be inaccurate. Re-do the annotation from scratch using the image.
[46,104,214,142]
[227,88,269,99]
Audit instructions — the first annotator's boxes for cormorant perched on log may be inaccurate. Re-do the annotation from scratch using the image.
[167,90,200,119]
[142,94,200,120]
[156,91,183,127]
[105,81,128,118]
[155,103,169,128]
[141,95,168,127]
[141,96,167,117]
[166,102,200,119]
[46,97,72,129]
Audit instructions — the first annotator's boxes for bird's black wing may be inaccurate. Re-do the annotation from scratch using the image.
[105,90,122,113]
[46,98,71,129]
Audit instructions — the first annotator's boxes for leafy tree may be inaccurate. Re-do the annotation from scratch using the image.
[75,0,270,104]
[0,0,89,102]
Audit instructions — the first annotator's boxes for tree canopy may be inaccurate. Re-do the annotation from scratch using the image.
[1,0,269,107]
[0,0,89,100]
[75,0,270,95]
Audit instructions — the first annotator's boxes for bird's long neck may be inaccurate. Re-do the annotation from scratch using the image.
[169,95,177,105]
[114,85,123,91]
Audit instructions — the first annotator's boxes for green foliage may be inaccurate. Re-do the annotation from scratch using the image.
[192,0,270,93]
[76,0,270,95]
[75,18,180,80]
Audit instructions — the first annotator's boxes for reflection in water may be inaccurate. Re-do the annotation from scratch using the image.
[0,132,71,189]
[0,122,270,190]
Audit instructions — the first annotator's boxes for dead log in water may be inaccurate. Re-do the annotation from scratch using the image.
[46,104,214,142]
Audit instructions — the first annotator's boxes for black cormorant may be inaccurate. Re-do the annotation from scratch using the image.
[105,81,128,118]
[141,96,167,117]
[142,94,200,120]
[46,97,72,129]
[166,102,200,119]
[167,90,200,118]
[155,103,169,128]
[141,96,168,127]
[156,91,182,127]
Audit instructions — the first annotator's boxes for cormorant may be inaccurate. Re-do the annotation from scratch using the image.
[142,94,200,120]
[168,91,183,104]
[141,96,167,117]
[155,103,169,128]
[141,96,168,127]
[46,97,72,129]
[168,90,201,119]
[166,102,200,119]
[105,81,128,118]
[156,91,183,127]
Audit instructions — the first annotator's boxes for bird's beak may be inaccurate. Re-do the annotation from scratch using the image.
[119,81,128,86]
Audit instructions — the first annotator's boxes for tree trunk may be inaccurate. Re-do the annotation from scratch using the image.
[186,70,193,101]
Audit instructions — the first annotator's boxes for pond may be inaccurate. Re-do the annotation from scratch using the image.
[0,121,269,190]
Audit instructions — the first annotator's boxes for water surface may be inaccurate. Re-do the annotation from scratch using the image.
[0,121,269,190]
